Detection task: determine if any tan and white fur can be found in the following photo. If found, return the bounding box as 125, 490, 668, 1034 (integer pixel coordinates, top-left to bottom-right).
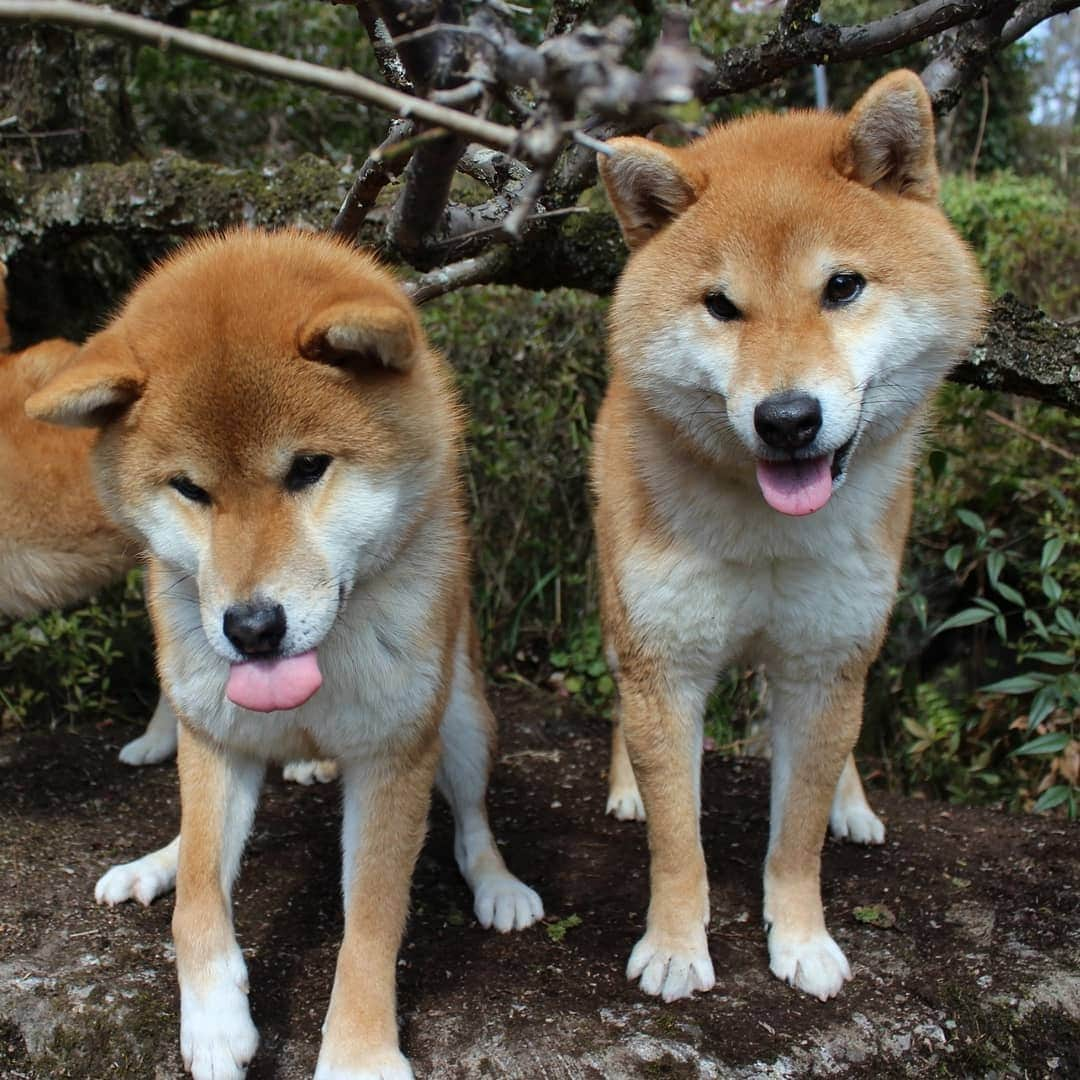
592, 72, 985, 1003
28, 229, 543, 1079
0, 264, 178, 766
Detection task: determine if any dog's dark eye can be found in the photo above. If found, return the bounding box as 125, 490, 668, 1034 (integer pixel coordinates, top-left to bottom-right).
823, 273, 865, 307
169, 476, 210, 505
285, 454, 333, 493
705, 292, 741, 322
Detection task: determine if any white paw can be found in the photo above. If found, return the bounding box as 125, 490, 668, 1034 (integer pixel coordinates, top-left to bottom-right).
606, 787, 646, 821
768, 926, 852, 1001
829, 803, 886, 845
118, 727, 178, 766
94, 840, 179, 906
627, 927, 715, 1002
473, 873, 544, 932
180, 954, 258, 1080
282, 759, 340, 785
314, 1047, 414, 1079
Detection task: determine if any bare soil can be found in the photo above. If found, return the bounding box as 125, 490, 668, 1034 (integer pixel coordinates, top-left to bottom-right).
1, 685, 1077, 1078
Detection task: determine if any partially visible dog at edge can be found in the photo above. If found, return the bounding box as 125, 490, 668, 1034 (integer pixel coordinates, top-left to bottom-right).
0, 264, 178, 767
27, 228, 544, 1080
592, 70, 986, 1003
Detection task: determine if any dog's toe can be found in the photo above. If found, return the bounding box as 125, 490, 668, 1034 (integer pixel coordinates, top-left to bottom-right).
118, 729, 177, 767
181, 975, 258, 1080
283, 759, 340, 786
768, 927, 851, 1001
829, 804, 886, 845
95, 841, 178, 907
605, 788, 646, 821
627, 927, 715, 1001
474, 874, 544, 932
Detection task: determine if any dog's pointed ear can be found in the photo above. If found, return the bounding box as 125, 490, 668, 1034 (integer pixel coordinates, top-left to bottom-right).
25, 331, 144, 428
598, 137, 702, 250
840, 70, 939, 202
298, 301, 419, 374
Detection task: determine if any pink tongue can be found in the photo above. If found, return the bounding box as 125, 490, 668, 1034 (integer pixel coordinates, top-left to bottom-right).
755, 455, 834, 516
226, 650, 323, 713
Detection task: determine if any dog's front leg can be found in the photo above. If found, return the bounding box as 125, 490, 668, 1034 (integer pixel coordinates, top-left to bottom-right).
173, 721, 264, 1080
315, 739, 440, 1080
619, 671, 715, 1002
763, 661, 868, 1001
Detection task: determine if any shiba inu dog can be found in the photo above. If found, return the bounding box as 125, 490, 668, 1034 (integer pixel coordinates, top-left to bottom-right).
592, 71, 985, 1003
0, 266, 177, 766
28, 229, 543, 1079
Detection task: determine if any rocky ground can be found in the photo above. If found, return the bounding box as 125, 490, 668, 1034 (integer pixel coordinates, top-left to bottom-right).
1, 685, 1077, 1079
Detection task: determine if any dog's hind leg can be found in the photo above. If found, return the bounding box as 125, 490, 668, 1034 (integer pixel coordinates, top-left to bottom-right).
606, 704, 647, 821
118, 693, 179, 766
828, 753, 885, 845
435, 625, 544, 933
96, 834, 180, 906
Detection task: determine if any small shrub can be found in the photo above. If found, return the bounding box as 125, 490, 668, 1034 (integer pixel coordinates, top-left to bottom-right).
941, 172, 1079, 319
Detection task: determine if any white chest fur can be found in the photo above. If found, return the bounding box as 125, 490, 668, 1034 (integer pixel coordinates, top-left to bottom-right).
618, 437, 910, 684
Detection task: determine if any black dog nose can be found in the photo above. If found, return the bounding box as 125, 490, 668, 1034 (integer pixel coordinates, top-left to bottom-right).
754, 392, 823, 451
223, 602, 286, 656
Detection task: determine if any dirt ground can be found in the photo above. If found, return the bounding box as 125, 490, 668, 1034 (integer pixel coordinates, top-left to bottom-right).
1, 685, 1077, 1079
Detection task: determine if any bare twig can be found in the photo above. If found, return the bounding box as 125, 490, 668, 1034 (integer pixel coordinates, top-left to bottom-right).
984, 409, 1076, 462
0, 0, 521, 151
968, 74, 991, 177
405, 248, 510, 303
331, 118, 415, 239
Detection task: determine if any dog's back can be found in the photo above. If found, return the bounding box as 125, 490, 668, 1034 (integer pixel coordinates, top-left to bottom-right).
0, 279, 134, 617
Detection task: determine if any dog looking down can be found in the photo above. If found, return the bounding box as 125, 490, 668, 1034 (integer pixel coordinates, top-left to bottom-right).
28, 229, 543, 1079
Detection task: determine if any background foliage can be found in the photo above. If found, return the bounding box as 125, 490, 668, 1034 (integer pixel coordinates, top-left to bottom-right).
2, 2, 1076, 819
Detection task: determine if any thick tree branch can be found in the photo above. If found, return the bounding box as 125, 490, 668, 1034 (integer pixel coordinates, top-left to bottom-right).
4, 159, 1075, 413
952, 296, 1080, 411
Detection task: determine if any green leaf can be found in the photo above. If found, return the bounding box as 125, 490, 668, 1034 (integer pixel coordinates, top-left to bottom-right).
1025, 609, 1051, 641
1027, 686, 1060, 730
1040, 537, 1065, 572
1054, 608, 1080, 636
944, 545, 964, 572
987, 551, 1005, 589
1013, 732, 1070, 757
853, 904, 896, 929
981, 673, 1050, 694
910, 593, 928, 631
586, 658, 607, 678
549, 651, 569, 668
973, 597, 1001, 613
1026, 651, 1074, 666
595, 675, 615, 697
902, 716, 929, 739
956, 508, 986, 533
934, 608, 994, 635
564, 675, 584, 694
1043, 575, 1063, 604
994, 614, 1007, 643
545, 913, 583, 943
1033, 785, 1072, 812
994, 581, 1026, 608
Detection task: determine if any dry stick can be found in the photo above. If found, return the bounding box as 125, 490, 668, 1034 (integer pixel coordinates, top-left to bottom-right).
0, 0, 521, 152
405, 248, 510, 304
331, 117, 415, 238
968, 74, 991, 178
984, 409, 1076, 462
